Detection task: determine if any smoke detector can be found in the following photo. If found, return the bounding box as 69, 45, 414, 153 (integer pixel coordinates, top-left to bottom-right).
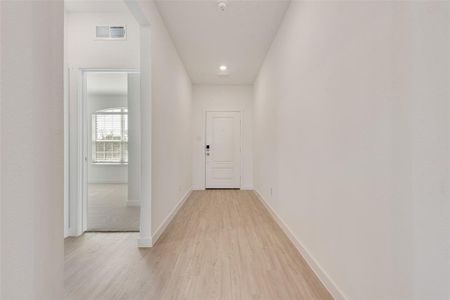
217, 0, 227, 11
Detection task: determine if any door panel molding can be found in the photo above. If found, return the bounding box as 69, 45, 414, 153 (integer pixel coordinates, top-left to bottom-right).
205, 111, 242, 189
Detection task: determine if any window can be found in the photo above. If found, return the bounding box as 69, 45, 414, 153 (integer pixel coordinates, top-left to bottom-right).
92, 107, 128, 164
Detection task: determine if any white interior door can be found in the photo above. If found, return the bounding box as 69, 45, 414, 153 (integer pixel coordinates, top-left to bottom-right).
205, 111, 241, 188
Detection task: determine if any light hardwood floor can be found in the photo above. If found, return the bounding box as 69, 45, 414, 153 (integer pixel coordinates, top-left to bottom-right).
64, 190, 332, 300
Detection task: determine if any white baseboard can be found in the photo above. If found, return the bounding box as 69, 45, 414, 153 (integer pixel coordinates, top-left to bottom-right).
151, 189, 192, 245
126, 199, 140, 207
137, 236, 153, 248
254, 190, 347, 300
66, 227, 83, 238
191, 185, 253, 190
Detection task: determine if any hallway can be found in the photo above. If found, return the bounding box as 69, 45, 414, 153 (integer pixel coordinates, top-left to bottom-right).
2, 1, 448, 299
64, 190, 332, 299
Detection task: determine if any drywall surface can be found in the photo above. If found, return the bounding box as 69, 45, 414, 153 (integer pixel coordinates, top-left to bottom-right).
65, 11, 139, 234
66, 11, 139, 70
254, 1, 449, 299
1, 1, 64, 299
408, 3, 450, 299
135, 1, 193, 237
192, 85, 253, 190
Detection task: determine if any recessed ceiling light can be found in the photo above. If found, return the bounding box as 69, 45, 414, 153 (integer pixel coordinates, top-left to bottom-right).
219, 65, 227, 71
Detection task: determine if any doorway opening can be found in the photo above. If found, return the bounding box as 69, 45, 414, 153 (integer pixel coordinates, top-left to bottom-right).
64, 1, 152, 244
83, 71, 140, 231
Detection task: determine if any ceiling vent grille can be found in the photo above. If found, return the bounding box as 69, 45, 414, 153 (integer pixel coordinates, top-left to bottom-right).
96, 25, 126, 40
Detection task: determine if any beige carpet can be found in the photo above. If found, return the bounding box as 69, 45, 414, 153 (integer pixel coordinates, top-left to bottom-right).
87, 183, 139, 231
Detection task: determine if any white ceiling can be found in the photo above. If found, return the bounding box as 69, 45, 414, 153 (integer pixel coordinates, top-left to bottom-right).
64, 0, 128, 13
155, 0, 290, 85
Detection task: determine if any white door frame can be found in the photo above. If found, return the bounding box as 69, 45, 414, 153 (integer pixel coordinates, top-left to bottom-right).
204, 110, 243, 189
67, 59, 152, 245
79, 69, 138, 233
64, 2, 153, 246
136, 25, 152, 247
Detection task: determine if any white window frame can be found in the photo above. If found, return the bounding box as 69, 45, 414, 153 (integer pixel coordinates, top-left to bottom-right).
91, 107, 128, 165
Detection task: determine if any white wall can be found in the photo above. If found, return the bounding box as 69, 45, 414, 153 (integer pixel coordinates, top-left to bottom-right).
192, 85, 253, 190
1, 1, 64, 299
134, 1, 193, 241
66, 11, 139, 69
408, 3, 450, 298
254, 1, 449, 299
65, 10, 139, 235
66, 2, 193, 243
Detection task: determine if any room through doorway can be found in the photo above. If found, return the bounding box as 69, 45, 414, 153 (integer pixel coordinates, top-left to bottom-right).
84, 71, 140, 231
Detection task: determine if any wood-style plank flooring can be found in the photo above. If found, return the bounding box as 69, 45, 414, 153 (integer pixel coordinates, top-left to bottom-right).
64, 190, 332, 300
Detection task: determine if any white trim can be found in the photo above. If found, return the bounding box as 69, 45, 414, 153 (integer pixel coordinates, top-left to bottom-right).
81, 70, 88, 233
241, 185, 254, 190
67, 227, 83, 238
78, 68, 138, 73
253, 190, 347, 300
74, 69, 139, 237
136, 25, 152, 247
151, 189, 192, 245
137, 237, 152, 248
64, 67, 70, 238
